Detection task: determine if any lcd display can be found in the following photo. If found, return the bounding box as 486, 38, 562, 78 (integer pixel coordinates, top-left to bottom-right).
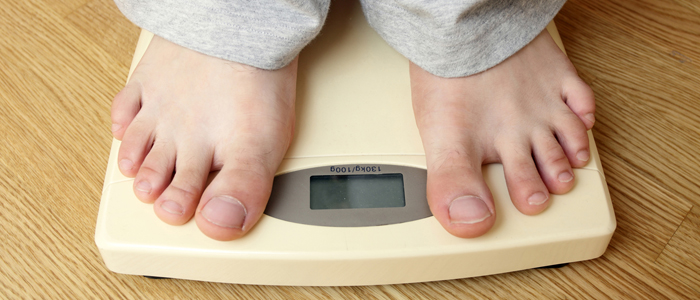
310, 173, 405, 209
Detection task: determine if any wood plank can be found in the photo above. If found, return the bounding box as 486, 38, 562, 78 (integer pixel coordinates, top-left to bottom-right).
510, 148, 696, 299
0, 58, 118, 299
674, 0, 700, 16
656, 206, 700, 293
595, 153, 696, 298
596, 147, 691, 261
569, 0, 700, 68
0, 0, 138, 298
34, 0, 89, 17
0, 0, 127, 126
66, 0, 141, 68
556, 3, 700, 208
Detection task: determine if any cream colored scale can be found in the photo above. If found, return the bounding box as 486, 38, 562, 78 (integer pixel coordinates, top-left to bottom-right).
96, 3, 615, 286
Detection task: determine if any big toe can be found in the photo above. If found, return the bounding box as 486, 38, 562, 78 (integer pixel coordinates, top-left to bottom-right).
426, 152, 496, 238
195, 161, 276, 241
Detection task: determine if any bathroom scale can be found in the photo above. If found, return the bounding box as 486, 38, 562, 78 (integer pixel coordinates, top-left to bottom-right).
96, 3, 615, 286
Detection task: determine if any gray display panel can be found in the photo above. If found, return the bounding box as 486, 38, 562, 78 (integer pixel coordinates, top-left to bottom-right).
310, 173, 405, 210
265, 164, 431, 227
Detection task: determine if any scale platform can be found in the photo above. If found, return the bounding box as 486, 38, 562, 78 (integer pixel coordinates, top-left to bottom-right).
96, 3, 615, 286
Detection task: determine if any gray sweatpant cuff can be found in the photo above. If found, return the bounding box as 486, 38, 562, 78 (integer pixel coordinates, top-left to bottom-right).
361, 0, 567, 78
114, 0, 329, 70
115, 0, 565, 77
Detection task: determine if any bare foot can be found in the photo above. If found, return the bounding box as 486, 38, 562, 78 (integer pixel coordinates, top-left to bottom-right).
411, 30, 595, 238
111, 36, 297, 241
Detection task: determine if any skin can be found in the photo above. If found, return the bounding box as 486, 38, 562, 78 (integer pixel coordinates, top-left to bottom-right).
111, 29, 594, 240
112, 36, 297, 240
411, 30, 595, 237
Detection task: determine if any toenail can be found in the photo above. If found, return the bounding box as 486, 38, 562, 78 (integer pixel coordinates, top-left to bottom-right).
558, 171, 573, 183
160, 200, 184, 216
119, 159, 134, 171
111, 123, 122, 133
135, 180, 151, 194
576, 150, 590, 162
201, 196, 247, 229
449, 196, 492, 224
585, 113, 595, 125
527, 192, 549, 205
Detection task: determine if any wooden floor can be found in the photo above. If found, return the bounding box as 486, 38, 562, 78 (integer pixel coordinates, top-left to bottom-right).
1, 0, 699, 298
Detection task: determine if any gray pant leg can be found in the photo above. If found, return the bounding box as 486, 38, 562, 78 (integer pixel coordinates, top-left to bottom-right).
360, 0, 567, 78
115, 0, 330, 70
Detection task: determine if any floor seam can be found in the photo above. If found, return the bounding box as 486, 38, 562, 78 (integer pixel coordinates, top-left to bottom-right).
653, 205, 693, 264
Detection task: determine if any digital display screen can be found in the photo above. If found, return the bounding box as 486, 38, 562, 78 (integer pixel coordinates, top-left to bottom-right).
310, 173, 405, 210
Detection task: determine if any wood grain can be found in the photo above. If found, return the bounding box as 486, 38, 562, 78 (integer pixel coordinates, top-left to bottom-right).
675, 0, 700, 17
657, 206, 700, 293
1, 0, 699, 298
66, 0, 140, 68
557, 1, 700, 208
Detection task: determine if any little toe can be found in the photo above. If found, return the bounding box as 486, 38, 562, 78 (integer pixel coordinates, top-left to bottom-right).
532, 130, 574, 194
133, 140, 176, 203
554, 112, 591, 168
562, 78, 596, 130
153, 146, 213, 225
425, 150, 496, 238
499, 140, 550, 215
111, 82, 142, 140
195, 163, 276, 241
117, 116, 155, 177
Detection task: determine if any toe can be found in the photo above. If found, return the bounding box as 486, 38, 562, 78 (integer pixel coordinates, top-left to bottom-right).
133, 140, 176, 203
553, 112, 591, 168
562, 78, 596, 130
531, 130, 574, 194
195, 162, 275, 241
153, 145, 213, 225
498, 138, 550, 215
425, 147, 496, 238
117, 116, 154, 177
111, 82, 142, 140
